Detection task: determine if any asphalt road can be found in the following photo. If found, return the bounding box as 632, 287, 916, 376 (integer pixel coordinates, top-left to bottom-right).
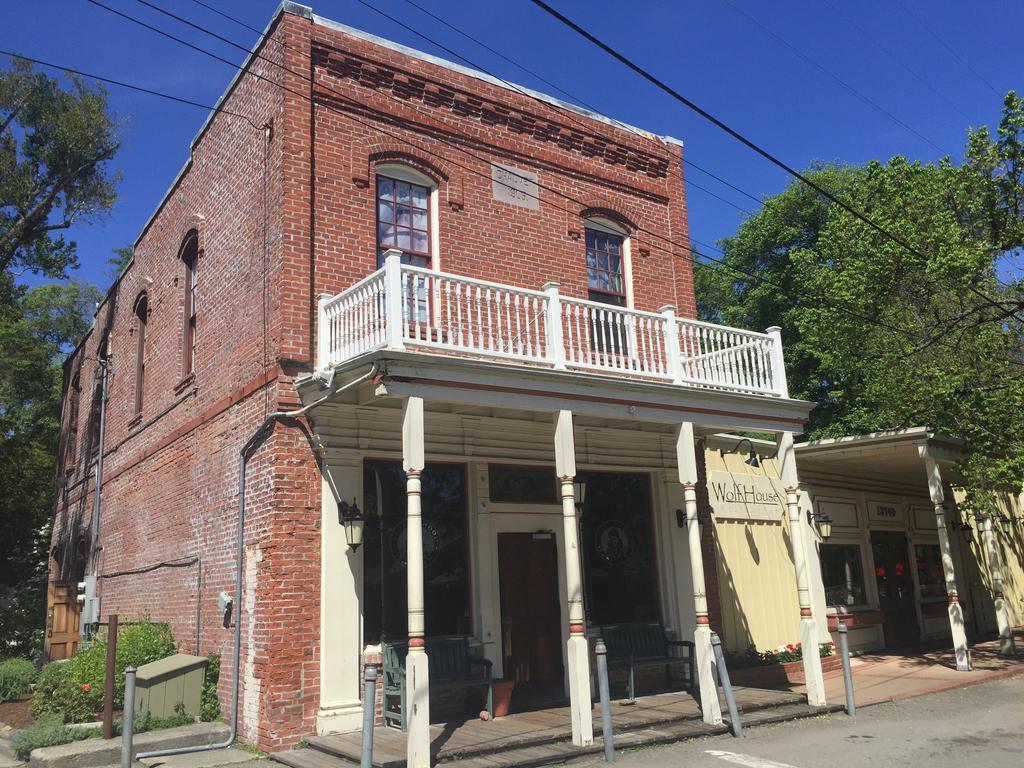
598, 675, 1024, 768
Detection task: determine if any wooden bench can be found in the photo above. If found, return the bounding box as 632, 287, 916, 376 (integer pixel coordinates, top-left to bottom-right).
382, 638, 493, 729
600, 622, 695, 701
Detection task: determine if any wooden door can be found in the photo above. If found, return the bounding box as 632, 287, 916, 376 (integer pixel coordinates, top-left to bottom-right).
871, 532, 920, 648
498, 533, 564, 707
45, 582, 80, 661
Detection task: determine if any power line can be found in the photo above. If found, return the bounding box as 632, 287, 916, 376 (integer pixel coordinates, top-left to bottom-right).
79, 0, 1023, 368
392, 0, 763, 207
0, 49, 259, 128
718, 0, 949, 155
183, 0, 761, 213
524, 0, 1023, 323
892, 0, 1002, 98
819, 0, 974, 125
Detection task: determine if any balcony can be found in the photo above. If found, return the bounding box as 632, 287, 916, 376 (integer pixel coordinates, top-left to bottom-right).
317, 251, 788, 400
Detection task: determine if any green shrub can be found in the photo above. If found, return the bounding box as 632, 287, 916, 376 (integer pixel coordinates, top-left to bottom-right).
12, 715, 95, 760
0, 657, 38, 702
30, 619, 176, 723
12, 709, 194, 760
200, 654, 221, 722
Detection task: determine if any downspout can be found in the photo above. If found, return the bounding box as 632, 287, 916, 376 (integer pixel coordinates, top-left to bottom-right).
83, 351, 111, 639
137, 364, 376, 759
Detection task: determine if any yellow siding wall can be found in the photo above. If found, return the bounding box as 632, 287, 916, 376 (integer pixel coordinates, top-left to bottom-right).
957, 489, 1024, 629
704, 449, 801, 654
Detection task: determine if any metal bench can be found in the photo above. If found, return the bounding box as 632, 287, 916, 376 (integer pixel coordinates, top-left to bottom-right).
600, 622, 695, 701
382, 637, 493, 729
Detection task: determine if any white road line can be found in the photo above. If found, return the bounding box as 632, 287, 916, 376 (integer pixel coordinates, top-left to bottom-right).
705, 750, 803, 768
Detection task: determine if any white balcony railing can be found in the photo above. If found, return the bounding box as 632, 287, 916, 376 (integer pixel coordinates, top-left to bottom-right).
318, 250, 789, 398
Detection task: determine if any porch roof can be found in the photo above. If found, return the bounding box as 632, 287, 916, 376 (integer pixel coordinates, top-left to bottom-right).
295, 350, 815, 435
795, 427, 967, 485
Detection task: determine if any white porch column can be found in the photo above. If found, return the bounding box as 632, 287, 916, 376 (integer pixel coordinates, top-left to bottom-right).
317, 465, 364, 734
777, 432, 826, 706
403, 397, 430, 768
920, 448, 970, 671
981, 515, 1016, 656
554, 410, 593, 747
674, 422, 722, 726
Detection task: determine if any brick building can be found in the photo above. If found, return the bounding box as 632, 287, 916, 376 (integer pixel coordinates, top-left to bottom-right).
48, 2, 822, 758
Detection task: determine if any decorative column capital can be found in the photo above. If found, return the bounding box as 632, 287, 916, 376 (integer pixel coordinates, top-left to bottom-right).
682, 481, 697, 491
784, 486, 800, 496
569, 623, 585, 636
408, 636, 425, 648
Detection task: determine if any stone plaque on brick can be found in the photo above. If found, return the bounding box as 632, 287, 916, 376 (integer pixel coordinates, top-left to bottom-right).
491, 162, 539, 209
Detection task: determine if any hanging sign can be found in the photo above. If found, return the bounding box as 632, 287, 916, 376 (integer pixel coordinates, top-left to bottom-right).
707, 471, 785, 522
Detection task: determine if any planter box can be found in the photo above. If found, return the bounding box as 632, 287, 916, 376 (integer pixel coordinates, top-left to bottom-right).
729, 655, 844, 688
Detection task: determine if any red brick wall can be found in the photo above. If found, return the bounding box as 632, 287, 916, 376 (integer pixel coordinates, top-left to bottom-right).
48, 5, 698, 752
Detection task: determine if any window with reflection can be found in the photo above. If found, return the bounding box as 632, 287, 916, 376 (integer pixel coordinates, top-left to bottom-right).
579, 471, 659, 625
820, 543, 867, 606
585, 222, 629, 355
362, 460, 469, 645
914, 543, 946, 599
376, 175, 431, 267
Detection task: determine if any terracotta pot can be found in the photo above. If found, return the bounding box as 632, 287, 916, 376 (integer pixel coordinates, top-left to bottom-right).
491, 679, 515, 718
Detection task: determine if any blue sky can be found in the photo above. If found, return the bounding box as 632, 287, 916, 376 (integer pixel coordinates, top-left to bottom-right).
4, 0, 1022, 291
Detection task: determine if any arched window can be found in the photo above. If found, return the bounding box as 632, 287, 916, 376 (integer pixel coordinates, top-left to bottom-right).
179, 230, 199, 377
584, 217, 631, 307
66, 373, 81, 467
133, 293, 148, 417
375, 163, 438, 269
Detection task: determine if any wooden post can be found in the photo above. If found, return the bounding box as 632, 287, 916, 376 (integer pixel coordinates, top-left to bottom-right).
103, 614, 118, 739
403, 397, 430, 768
777, 431, 827, 706
554, 410, 593, 746
765, 326, 789, 397
981, 515, 1017, 656
660, 306, 682, 383
921, 449, 971, 670
543, 283, 566, 370
385, 249, 406, 351
675, 423, 722, 726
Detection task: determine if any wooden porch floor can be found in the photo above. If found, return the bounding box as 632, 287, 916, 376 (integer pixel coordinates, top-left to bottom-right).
274, 687, 826, 768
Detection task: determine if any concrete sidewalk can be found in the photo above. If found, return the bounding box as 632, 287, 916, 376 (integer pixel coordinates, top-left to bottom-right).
798, 636, 1024, 707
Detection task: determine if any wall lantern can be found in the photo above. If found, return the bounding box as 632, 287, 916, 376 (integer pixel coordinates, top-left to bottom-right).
950, 516, 974, 544
573, 480, 587, 512
676, 508, 686, 528
338, 498, 365, 551
809, 511, 833, 541
719, 437, 763, 468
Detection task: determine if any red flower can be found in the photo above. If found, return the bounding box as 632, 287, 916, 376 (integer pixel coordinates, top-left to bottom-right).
80, 683, 91, 692
786, 644, 796, 651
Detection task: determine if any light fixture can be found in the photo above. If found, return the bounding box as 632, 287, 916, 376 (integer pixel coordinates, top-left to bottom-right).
675, 508, 686, 529
949, 515, 974, 544
809, 510, 833, 541
338, 498, 365, 551
719, 437, 762, 468
573, 480, 587, 510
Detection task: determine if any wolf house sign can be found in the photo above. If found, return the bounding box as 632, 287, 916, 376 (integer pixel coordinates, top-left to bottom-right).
707, 471, 785, 522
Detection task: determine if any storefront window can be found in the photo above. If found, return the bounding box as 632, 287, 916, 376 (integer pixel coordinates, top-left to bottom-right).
819, 543, 867, 606
362, 460, 469, 644
914, 543, 947, 600
580, 471, 659, 625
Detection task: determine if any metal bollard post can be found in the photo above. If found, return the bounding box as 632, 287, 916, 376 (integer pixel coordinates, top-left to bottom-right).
361, 664, 377, 768
121, 667, 136, 768
595, 639, 615, 762
837, 621, 855, 716
710, 633, 742, 737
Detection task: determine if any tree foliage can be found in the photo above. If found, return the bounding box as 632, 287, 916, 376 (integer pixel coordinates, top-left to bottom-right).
696, 92, 1024, 505
0, 281, 100, 657
1, 57, 119, 281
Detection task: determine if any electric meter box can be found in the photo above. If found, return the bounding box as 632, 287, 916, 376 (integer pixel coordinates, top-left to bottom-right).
134, 653, 208, 719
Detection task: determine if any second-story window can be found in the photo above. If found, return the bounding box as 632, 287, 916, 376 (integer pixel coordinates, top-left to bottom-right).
66, 373, 81, 468
585, 224, 626, 307
132, 293, 148, 417
180, 231, 199, 378
376, 173, 431, 268
585, 219, 630, 355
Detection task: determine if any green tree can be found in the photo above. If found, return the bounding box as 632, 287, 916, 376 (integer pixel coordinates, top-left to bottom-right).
1, 57, 119, 282
0, 281, 100, 657
696, 92, 1024, 505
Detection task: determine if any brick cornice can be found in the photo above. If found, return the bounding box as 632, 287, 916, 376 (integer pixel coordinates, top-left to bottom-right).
312, 45, 674, 181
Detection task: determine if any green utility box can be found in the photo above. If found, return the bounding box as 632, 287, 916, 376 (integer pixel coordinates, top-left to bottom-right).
134, 654, 208, 719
